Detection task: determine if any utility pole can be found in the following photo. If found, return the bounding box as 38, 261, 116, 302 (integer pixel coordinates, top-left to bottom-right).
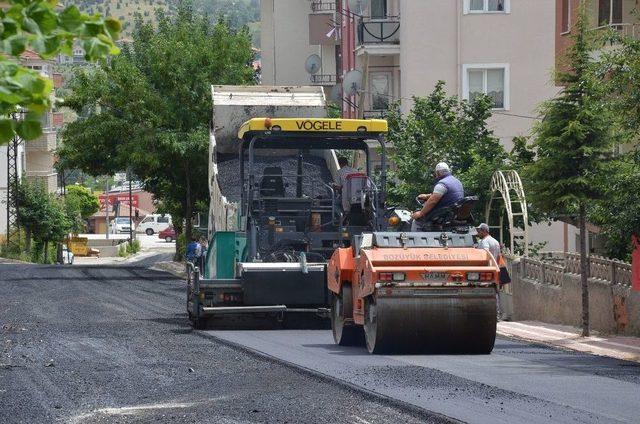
128, 168, 133, 242
105, 178, 110, 240
6, 112, 23, 252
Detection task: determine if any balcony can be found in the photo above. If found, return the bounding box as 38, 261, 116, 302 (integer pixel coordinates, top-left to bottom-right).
25, 129, 57, 152
594, 22, 640, 40
310, 0, 335, 12
309, 74, 337, 86
363, 110, 388, 119
356, 16, 400, 56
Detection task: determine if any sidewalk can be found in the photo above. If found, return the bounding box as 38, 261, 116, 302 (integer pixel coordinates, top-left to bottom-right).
497, 320, 640, 363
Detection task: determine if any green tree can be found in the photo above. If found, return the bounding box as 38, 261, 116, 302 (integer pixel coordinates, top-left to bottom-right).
386, 81, 508, 216
589, 153, 640, 261
0, 0, 121, 144
64, 184, 100, 233
16, 180, 71, 263
523, 8, 613, 336
588, 20, 640, 259
58, 3, 255, 242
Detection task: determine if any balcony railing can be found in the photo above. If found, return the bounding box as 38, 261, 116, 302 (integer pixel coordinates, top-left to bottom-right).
310, 74, 337, 85
594, 23, 640, 40
357, 16, 400, 45
362, 110, 388, 119
310, 1, 336, 12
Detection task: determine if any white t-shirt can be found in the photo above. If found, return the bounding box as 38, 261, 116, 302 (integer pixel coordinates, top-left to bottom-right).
337, 166, 359, 187
478, 235, 501, 262
433, 182, 448, 195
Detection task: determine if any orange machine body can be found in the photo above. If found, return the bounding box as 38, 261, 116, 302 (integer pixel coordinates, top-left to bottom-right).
328, 246, 499, 326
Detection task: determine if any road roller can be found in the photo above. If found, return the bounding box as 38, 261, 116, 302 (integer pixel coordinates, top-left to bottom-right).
327, 197, 499, 354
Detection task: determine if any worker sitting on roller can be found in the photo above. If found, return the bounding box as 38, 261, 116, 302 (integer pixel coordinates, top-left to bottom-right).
411, 162, 464, 226
334, 156, 360, 212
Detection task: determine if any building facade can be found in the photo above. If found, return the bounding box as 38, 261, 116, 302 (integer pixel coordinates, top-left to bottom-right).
1, 51, 63, 241
260, 0, 339, 92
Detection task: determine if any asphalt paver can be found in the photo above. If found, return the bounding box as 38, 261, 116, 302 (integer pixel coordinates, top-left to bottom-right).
0, 262, 445, 424
204, 329, 640, 424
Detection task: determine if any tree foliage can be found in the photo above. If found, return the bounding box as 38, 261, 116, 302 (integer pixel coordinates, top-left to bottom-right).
386, 81, 508, 216
524, 10, 612, 219
523, 8, 614, 336
64, 184, 100, 233
17, 180, 71, 261
0, 0, 121, 144
58, 3, 255, 240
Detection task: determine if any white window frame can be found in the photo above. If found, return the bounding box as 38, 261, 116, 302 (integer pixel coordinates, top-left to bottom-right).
561, 0, 571, 34
463, 0, 511, 15
462, 63, 510, 110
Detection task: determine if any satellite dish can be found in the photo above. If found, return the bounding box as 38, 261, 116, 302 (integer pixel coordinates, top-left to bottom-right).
347, 0, 366, 15
305, 54, 322, 75
330, 84, 343, 103
342, 70, 363, 97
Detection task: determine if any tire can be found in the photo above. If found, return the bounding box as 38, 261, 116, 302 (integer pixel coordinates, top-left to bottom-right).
331, 285, 364, 346
145, 228, 154, 236
165, 236, 173, 243
363, 295, 387, 354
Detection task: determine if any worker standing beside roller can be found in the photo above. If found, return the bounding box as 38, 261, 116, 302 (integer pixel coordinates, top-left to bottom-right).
476, 223, 501, 261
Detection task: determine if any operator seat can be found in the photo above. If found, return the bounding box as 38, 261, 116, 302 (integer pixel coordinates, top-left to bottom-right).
260, 166, 285, 197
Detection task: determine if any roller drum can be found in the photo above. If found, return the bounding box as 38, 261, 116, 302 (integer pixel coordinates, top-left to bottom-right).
364, 288, 497, 354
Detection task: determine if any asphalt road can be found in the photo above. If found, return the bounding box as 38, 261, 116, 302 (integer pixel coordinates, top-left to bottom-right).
0, 259, 445, 424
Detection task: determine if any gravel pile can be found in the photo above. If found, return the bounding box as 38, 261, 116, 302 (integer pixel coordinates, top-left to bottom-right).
216, 153, 334, 202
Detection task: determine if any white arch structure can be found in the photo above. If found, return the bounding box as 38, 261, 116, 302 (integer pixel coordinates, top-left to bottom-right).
485, 170, 529, 256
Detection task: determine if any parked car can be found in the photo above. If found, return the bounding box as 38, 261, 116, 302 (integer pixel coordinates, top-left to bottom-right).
159, 226, 176, 243
137, 214, 172, 235
111, 217, 134, 234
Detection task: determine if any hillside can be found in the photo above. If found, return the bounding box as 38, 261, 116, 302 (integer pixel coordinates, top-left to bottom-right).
70, 0, 260, 42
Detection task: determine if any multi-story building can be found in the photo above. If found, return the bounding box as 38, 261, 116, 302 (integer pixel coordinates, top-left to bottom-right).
21, 50, 64, 194
260, 0, 340, 93
341, 0, 558, 150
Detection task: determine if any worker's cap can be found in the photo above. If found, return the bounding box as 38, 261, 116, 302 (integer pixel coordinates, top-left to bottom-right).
435, 162, 450, 173
476, 223, 490, 232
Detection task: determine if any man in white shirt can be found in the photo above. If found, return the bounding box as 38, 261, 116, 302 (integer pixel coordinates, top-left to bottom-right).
335, 156, 360, 211
476, 223, 501, 262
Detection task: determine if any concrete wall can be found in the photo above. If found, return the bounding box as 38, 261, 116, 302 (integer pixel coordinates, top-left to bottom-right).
511, 259, 640, 336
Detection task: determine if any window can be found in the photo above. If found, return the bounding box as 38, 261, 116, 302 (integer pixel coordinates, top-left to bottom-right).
465, 0, 509, 14
463, 64, 510, 109
370, 0, 388, 19
157, 216, 170, 223
561, 0, 570, 33
370, 71, 392, 111
598, 0, 622, 26
141, 216, 154, 223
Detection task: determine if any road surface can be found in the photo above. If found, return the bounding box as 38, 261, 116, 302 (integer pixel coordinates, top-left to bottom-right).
205, 329, 640, 423
2, 258, 639, 423
0, 259, 440, 424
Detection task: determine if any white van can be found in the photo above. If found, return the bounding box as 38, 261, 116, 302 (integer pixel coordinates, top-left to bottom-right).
137, 214, 172, 235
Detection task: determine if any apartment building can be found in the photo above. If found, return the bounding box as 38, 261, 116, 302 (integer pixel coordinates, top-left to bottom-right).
261, 0, 339, 90
21, 50, 64, 194
1, 51, 63, 241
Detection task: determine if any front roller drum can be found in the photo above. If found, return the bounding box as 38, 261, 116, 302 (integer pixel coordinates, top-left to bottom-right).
363, 289, 497, 354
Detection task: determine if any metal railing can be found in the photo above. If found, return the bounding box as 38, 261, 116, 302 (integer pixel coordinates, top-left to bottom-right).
311, 0, 336, 12
310, 74, 337, 85
357, 16, 401, 45
362, 110, 387, 119
593, 23, 640, 40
